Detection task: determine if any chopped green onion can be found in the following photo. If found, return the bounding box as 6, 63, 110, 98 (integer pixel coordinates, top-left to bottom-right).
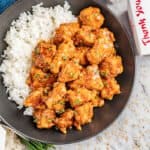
48, 47, 52, 51
103, 81, 108, 86
74, 99, 81, 105
62, 56, 67, 60
33, 118, 37, 123
59, 101, 65, 105
19, 137, 55, 150
34, 73, 40, 79
35, 47, 40, 55
48, 119, 52, 123
69, 72, 75, 78
45, 74, 50, 79
99, 83, 103, 88
100, 71, 108, 77
56, 109, 65, 114
43, 88, 49, 95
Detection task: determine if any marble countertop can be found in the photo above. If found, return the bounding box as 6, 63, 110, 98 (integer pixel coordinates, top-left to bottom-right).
2, 0, 150, 149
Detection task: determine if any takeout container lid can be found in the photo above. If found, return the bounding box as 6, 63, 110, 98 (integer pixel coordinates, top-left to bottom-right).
128, 0, 150, 55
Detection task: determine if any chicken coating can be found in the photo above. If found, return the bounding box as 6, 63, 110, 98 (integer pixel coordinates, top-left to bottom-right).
99, 56, 123, 78
101, 78, 120, 100
79, 7, 104, 29
24, 87, 51, 109
74, 46, 89, 65
32, 40, 56, 71
74, 26, 96, 46
58, 59, 82, 82
95, 28, 115, 42
67, 88, 97, 108
45, 82, 67, 109
92, 94, 105, 107
87, 38, 116, 64
74, 102, 93, 130
26, 66, 56, 90
55, 109, 74, 134
24, 88, 44, 108
50, 40, 76, 74
53, 22, 80, 45
70, 65, 104, 91
53, 100, 65, 114
33, 109, 56, 128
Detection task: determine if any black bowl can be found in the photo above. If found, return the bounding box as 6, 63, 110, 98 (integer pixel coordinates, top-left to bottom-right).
0, 0, 135, 144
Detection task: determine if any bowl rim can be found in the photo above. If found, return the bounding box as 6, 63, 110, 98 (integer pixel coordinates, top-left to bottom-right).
0, 0, 135, 145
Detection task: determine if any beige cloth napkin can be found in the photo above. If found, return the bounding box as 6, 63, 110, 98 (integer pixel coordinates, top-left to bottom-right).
0, 125, 6, 150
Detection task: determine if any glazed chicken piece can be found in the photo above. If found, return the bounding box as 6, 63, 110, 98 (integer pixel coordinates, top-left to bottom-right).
67, 88, 97, 108
55, 109, 74, 134
26, 66, 56, 90
33, 109, 56, 128
74, 26, 96, 46
91, 94, 105, 107
50, 40, 76, 74
74, 102, 93, 130
74, 46, 89, 65
24, 88, 44, 108
32, 40, 56, 71
53, 22, 80, 45
95, 28, 115, 42
24, 87, 51, 109
99, 56, 123, 78
70, 65, 104, 91
45, 82, 67, 109
87, 38, 116, 64
53, 100, 65, 114
101, 78, 120, 100
58, 59, 82, 82
79, 7, 104, 29
67, 88, 104, 108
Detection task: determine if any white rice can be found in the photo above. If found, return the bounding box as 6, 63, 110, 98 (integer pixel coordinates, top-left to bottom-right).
0, 2, 76, 115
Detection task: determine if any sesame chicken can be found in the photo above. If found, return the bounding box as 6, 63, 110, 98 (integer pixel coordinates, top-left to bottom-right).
45, 82, 66, 109
67, 87, 97, 108
99, 56, 123, 78
70, 65, 104, 91
79, 7, 104, 29
24, 6, 123, 134
55, 109, 74, 134
32, 40, 56, 71
95, 28, 115, 42
33, 109, 56, 128
74, 46, 89, 65
101, 78, 120, 100
58, 59, 82, 82
26, 66, 56, 90
50, 39, 75, 74
87, 38, 116, 64
74, 102, 94, 130
74, 26, 96, 46
53, 22, 80, 45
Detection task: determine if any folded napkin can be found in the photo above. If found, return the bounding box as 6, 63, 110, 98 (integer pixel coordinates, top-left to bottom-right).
0, 125, 6, 150
0, 0, 16, 13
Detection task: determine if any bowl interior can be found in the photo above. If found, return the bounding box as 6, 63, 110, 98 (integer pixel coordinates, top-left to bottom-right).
0, 0, 135, 144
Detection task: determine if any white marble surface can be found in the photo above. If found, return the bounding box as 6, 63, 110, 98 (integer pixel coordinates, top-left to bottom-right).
2, 0, 150, 149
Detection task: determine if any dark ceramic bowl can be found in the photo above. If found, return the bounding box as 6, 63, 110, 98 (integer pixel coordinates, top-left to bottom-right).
0, 0, 135, 144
